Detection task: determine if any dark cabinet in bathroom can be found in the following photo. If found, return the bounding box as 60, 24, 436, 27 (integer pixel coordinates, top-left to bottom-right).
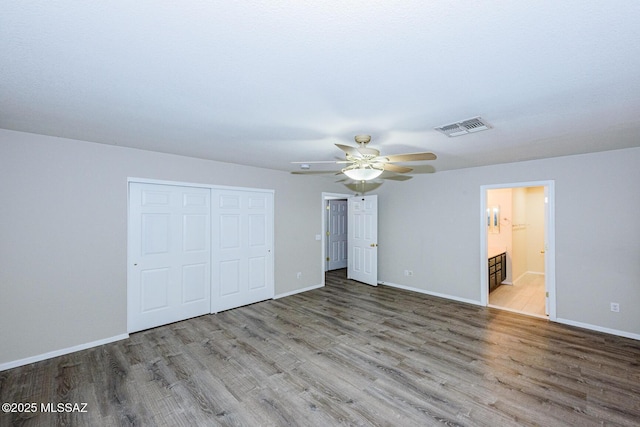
489, 252, 506, 292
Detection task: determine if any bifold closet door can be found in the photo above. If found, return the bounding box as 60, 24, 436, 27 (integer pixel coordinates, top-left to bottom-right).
128, 183, 211, 332
211, 189, 274, 313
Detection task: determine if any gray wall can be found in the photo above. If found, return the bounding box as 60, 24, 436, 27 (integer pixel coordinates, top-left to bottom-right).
0, 129, 343, 365
2, 128, 639, 367
376, 147, 640, 336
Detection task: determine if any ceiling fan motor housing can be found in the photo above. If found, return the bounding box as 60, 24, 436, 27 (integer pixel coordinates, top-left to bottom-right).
354, 134, 371, 144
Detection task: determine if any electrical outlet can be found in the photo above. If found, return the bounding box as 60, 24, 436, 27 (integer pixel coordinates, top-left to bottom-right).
404, 270, 413, 277
296, 272, 302, 279
610, 302, 620, 313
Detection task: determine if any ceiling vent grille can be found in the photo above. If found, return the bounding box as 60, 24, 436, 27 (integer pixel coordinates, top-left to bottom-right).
435, 116, 491, 137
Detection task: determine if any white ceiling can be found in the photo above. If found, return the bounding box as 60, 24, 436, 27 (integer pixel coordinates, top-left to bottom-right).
2, 1, 640, 175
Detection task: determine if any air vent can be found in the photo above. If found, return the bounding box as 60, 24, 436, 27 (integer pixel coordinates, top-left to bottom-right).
435, 116, 491, 137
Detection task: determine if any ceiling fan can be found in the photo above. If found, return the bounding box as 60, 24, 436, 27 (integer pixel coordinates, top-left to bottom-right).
292, 135, 437, 181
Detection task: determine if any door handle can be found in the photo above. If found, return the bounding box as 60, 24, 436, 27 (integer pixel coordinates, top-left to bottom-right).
370, 243, 378, 247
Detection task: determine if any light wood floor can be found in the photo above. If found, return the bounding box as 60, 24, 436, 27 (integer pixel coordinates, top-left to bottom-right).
489, 273, 546, 317
2, 269, 639, 426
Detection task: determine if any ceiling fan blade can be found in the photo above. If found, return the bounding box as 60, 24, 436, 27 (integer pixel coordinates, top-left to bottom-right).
383, 174, 413, 181
383, 152, 437, 162
335, 144, 360, 156
357, 146, 380, 157
291, 160, 350, 164
382, 163, 413, 173
291, 170, 340, 175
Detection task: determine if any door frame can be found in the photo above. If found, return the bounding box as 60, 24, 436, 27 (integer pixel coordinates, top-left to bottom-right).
479, 180, 556, 321
321, 192, 352, 284
325, 199, 348, 271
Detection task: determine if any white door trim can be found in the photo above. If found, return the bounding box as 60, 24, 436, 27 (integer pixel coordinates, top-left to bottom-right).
480, 180, 556, 321
128, 177, 273, 194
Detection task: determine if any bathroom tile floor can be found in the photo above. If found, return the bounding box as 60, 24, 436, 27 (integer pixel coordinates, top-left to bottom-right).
489, 273, 546, 317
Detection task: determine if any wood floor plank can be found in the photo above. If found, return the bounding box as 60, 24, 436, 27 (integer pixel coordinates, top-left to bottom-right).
1, 269, 639, 426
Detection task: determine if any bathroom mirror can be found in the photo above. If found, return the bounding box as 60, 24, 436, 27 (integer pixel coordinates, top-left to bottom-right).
487, 205, 500, 234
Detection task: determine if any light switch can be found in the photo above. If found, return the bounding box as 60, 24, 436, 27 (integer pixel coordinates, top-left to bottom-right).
315, 234, 321, 240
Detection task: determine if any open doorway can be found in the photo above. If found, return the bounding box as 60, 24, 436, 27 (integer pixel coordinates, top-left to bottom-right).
480, 181, 556, 320
322, 193, 351, 279
321, 192, 379, 287
325, 198, 348, 271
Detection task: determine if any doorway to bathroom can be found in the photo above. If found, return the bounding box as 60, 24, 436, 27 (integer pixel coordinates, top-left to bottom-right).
480, 181, 556, 320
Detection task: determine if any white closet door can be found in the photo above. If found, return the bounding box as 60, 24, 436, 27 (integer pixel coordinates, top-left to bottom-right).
128, 183, 211, 332
212, 189, 274, 313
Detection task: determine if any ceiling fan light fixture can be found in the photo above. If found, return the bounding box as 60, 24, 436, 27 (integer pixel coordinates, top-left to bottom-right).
342, 165, 383, 181
292, 134, 435, 180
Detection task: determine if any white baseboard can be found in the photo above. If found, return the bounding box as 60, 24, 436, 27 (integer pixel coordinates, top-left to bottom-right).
511, 272, 525, 285
274, 283, 324, 299
378, 281, 483, 307
555, 318, 640, 341
0, 333, 129, 372
380, 281, 639, 341
4, 290, 636, 373
2, 283, 325, 371
512, 270, 544, 285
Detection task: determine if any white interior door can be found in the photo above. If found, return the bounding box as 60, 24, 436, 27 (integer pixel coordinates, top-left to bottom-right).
327, 199, 348, 271
128, 183, 211, 333
212, 189, 274, 312
348, 195, 378, 286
